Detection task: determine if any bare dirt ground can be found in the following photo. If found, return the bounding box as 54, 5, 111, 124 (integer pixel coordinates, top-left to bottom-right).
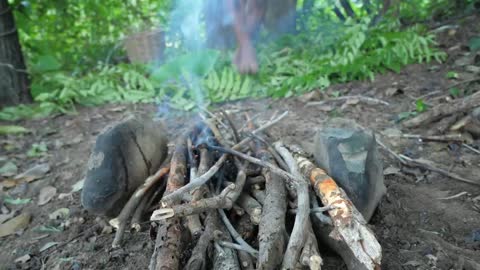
1, 15, 479, 270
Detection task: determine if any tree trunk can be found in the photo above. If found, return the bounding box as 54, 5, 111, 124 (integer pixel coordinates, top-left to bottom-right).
0, 0, 31, 108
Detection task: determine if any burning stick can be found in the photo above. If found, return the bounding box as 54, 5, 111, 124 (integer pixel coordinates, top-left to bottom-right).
185, 144, 207, 238
294, 150, 382, 270
160, 111, 289, 205
273, 142, 315, 270
150, 136, 189, 270
109, 165, 170, 248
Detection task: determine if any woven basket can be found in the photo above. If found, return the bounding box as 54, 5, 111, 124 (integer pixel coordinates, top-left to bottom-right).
124, 28, 165, 64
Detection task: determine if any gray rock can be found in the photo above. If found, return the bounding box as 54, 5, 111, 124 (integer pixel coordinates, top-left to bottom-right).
313, 118, 385, 221
81, 117, 168, 217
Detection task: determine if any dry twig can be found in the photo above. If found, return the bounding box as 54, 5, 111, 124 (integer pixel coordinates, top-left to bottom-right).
110, 165, 170, 248
404, 91, 480, 128
273, 142, 312, 270
306, 95, 390, 107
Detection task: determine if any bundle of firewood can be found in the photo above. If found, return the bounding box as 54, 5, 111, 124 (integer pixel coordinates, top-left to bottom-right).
108, 111, 382, 270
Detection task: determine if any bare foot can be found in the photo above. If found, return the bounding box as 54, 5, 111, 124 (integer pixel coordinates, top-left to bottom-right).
234, 42, 258, 74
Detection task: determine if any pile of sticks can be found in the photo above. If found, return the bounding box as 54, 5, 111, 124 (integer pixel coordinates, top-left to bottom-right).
109, 111, 382, 270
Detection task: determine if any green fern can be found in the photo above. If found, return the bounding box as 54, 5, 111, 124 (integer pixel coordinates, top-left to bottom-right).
204, 68, 257, 102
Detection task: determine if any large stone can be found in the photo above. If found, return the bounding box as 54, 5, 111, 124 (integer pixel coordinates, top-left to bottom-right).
313, 118, 385, 221
81, 117, 168, 217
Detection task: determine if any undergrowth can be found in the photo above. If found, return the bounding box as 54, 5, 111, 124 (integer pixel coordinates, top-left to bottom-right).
0, 20, 446, 121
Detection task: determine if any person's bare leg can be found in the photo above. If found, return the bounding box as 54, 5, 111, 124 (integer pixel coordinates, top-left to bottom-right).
227, 0, 265, 74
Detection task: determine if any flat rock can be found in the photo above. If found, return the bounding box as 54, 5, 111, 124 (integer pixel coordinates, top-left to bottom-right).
313, 118, 386, 221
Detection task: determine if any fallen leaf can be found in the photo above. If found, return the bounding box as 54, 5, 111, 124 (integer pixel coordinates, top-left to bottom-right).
0, 161, 18, 177
385, 87, 402, 97
15, 163, 50, 182
403, 260, 422, 266
381, 128, 402, 137
383, 166, 401, 176
34, 225, 62, 233
26, 142, 48, 158
30, 234, 49, 242
14, 254, 31, 264
38, 186, 57, 206
4, 197, 31, 205
71, 178, 84, 193
318, 105, 335, 112
0, 178, 20, 189
57, 193, 73, 200
107, 106, 126, 112
39, 241, 59, 252
0, 211, 16, 224
0, 213, 31, 238
49, 208, 70, 220
345, 98, 360, 105
0, 125, 30, 135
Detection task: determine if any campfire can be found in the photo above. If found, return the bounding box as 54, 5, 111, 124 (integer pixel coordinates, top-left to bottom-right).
103, 111, 382, 270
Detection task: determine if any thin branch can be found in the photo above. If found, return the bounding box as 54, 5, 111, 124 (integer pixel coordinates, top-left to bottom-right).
273, 142, 311, 270
463, 144, 480, 155
378, 138, 480, 186
218, 241, 258, 256
438, 191, 468, 200
447, 78, 480, 89
218, 209, 259, 257
399, 154, 480, 186
160, 111, 289, 205
305, 95, 390, 107
110, 165, 170, 247
221, 110, 240, 143
389, 133, 465, 143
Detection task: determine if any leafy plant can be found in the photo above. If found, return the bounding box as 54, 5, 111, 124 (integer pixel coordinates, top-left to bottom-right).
449, 87, 461, 98
1, 2, 449, 120
0, 125, 30, 135
4, 196, 31, 205
416, 99, 427, 112
27, 142, 48, 157
446, 71, 459, 79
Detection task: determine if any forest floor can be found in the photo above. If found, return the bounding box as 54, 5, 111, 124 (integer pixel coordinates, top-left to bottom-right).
1, 15, 479, 270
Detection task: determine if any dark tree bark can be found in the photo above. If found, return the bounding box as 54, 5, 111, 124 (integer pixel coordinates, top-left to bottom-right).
0, 0, 31, 108
333, 6, 347, 21
339, 0, 356, 18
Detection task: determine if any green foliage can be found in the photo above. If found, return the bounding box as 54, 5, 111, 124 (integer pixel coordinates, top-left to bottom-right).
4, 196, 31, 205
468, 37, 480, 52
416, 99, 427, 112
446, 71, 459, 79
13, 0, 172, 73
1, 0, 451, 120
27, 142, 48, 157
449, 87, 461, 98
0, 125, 30, 135
204, 68, 256, 102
